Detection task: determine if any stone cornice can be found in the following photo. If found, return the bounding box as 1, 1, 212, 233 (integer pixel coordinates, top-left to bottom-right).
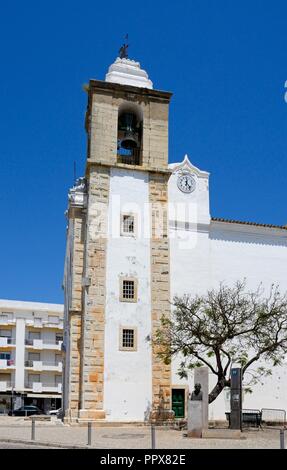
85, 159, 172, 176
88, 79, 172, 103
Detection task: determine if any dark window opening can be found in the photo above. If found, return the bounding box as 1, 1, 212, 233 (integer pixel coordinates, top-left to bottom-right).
117, 111, 142, 165
122, 329, 135, 349
122, 280, 135, 299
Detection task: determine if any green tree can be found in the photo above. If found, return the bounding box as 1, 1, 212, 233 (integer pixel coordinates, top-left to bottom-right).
155, 281, 287, 403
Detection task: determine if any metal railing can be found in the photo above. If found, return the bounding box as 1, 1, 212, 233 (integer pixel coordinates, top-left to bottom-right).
117, 148, 141, 166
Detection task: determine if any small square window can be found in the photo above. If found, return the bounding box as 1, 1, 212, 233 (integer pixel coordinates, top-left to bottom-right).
119, 327, 137, 351
123, 280, 134, 299
121, 213, 136, 236
120, 277, 138, 302
122, 329, 134, 348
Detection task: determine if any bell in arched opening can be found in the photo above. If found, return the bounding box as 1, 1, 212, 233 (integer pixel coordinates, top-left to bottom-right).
118, 112, 139, 150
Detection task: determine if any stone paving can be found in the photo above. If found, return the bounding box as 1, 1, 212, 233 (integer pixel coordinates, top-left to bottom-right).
0, 417, 284, 449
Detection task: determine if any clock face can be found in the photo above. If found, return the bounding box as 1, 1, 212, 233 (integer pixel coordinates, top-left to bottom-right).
177, 174, 196, 193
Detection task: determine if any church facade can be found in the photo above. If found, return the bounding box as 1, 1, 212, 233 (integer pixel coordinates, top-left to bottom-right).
62, 57, 287, 423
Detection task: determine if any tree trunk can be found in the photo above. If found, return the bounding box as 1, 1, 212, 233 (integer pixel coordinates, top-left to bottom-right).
208, 377, 230, 404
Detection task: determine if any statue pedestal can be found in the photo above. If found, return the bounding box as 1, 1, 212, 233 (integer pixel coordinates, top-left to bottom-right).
194, 367, 209, 429
187, 401, 203, 438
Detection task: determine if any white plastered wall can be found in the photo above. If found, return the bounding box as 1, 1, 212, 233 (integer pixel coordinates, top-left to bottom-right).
104, 168, 152, 421
169, 157, 287, 420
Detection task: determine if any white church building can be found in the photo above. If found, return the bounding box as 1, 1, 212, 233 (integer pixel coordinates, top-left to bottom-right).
62, 54, 287, 423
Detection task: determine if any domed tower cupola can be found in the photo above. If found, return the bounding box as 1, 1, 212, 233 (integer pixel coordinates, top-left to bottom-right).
105, 43, 153, 89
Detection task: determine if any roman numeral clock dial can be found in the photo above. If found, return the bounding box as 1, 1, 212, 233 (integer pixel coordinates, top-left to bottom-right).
177, 173, 196, 193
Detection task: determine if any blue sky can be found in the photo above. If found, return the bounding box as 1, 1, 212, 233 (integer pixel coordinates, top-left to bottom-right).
0, 1, 286, 303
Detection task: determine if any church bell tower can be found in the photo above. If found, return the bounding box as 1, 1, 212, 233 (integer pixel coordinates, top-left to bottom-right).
63, 49, 173, 423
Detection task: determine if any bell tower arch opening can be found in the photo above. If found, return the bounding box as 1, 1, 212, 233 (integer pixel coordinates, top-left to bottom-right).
117, 102, 143, 166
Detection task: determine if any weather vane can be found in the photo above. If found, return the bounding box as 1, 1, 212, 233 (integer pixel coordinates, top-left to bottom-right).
119, 34, 129, 59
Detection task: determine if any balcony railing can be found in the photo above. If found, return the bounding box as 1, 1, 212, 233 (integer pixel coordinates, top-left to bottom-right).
25, 360, 62, 368
0, 359, 15, 368
43, 322, 63, 329
0, 381, 13, 391
25, 382, 61, 388
24, 382, 62, 393
26, 320, 63, 329
43, 340, 62, 345
42, 361, 62, 368
0, 337, 15, 346
25, 339, 63, 349
0, 317, 15, 325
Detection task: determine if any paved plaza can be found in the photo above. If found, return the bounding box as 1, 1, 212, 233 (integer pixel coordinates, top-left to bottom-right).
0, 417, 285, 449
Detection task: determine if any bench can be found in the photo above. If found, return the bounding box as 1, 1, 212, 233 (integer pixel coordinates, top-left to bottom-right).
225, 409, 262, 428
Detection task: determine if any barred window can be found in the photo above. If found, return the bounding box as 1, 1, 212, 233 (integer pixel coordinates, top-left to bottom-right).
122, 329, 134, 348
120, 277, 138, 302
122, 280, 135, 299
122, 215, 134, 234
121, 213, 136, 236
120, 327, 137, 351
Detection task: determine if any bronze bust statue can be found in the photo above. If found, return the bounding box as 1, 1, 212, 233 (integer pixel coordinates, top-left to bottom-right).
190, 383, 203, 401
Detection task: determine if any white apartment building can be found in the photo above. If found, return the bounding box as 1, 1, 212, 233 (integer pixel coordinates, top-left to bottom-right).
0, 299, 64, 414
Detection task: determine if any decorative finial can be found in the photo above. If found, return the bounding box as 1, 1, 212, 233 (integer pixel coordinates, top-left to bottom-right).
119, 34, 129, 59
